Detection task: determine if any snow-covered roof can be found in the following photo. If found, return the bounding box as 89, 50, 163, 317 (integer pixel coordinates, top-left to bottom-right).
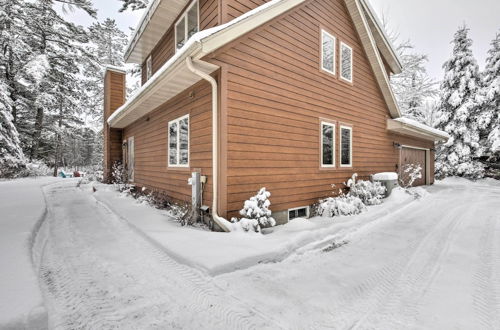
387, 117, 450, 142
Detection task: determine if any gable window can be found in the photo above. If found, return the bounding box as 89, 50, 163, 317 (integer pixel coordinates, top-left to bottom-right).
168, 115, 189, 167
175, 0, 199, 51
127, 136, 135, 181
146, 56, 152, 80
340, 125, 352, 167
321, 121, 335, 167
321, 30, 336, 75
340, 42, 353, 83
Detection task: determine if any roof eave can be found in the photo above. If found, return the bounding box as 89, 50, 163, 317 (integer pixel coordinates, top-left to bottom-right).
387, 119, 449, 142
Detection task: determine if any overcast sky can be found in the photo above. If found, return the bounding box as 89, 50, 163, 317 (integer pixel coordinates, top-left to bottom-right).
62, 0, 499, 81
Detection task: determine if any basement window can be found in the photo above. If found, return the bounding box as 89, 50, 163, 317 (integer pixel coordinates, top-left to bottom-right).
321, 29, 336, 75
288, 207, 309, 221
340, 125, 352, 167
340, 42, 353, 83
168, 114, 189, 167
175, 0, 199, 51
321, 121, 335, 167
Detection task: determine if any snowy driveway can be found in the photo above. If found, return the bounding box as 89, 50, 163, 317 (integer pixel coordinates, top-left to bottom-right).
30, 179, 500, 329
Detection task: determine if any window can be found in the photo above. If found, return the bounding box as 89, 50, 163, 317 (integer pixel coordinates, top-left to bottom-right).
340, 126, 352, 167
340, 42, 353, 82
146, 56, 152, 80
321, 122, 335, 167
288, 207, 309, 221
321, 30, 336, 75
175, 0, 199, 51
168, 115, 189, 167
127, 137, 135, 181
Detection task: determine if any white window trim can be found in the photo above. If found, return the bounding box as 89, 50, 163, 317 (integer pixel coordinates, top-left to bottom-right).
168, 114, 190, 168
340, 125, 353, 168
340, 42, 353, 83
174, 0, 200, 52
321, 121, 336, 168
288, 206, 310, 221
146, 56, 152, 80
320, 29, 336, 76
127, 136, 135, 182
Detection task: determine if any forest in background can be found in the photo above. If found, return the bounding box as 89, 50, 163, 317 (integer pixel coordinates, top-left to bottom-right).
0, 0, 498, 179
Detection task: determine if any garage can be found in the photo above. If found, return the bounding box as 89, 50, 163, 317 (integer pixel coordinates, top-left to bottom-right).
401, 147, 427, 186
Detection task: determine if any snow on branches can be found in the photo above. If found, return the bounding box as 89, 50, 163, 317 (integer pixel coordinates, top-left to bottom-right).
231, 188, 276, 233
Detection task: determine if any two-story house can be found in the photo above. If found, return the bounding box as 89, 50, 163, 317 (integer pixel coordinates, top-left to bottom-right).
103, 0, 448, 230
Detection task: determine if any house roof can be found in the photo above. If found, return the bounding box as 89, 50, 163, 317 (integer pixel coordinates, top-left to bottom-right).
387, 117, 450, 142
111, 0, 404, 128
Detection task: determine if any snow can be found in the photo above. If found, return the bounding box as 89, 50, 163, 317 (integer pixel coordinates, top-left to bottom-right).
394, 117, 450, 140
373, 172, 398, 180
0, 176, 60, 329
2, 177, 500, 328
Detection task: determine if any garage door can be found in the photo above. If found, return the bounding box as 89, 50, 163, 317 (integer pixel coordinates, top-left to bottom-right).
401, 147, 426, 186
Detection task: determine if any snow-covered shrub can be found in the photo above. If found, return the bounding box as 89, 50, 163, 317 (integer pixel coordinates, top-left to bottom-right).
316, 194, 366, 217
346, 173, 386, 206
399, 164, 423, 188
231, 188, 276, 233
111, 161, 133, 193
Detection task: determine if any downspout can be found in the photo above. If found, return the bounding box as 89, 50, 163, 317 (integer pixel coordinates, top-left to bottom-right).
186, 56, 231, 232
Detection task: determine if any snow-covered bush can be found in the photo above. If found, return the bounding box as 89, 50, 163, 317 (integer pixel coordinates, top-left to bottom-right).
231, 188, 276, 233
400, 164, 423, 188
346, 173, 386, 206
316, 194, 366, 217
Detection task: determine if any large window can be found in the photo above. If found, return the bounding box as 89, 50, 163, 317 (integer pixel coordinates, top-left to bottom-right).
168, 115, 189, 167
127, 136, 135, 181
321, 30, 336, 75
175, 0, 199, 51
340, 42, 353, 83
321, 122, 335, 167
340, 125, 352, 167
146, 56, 152, 80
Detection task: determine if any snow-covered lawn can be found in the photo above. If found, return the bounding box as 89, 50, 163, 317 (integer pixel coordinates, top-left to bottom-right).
0, 177, 60, 329
1, 177, 499, 329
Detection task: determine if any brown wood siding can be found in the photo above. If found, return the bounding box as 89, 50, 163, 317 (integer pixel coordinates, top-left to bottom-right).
122, 78, 215, 207
223, 0, 271, 22
210, 0, 434, 216
141, 0, 220, 85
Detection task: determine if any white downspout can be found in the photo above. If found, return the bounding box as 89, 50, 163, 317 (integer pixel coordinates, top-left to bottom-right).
186, 56, 231, 232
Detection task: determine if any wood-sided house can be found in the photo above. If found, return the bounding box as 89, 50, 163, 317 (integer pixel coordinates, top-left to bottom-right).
103, 0, 448, 229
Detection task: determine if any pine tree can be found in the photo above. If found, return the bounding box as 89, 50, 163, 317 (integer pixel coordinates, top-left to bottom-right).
119, 0, 149, 12
476, 32, 500, 157
0, 82, 25, 177
88, 19, 128, 67
436, 25, 484, 178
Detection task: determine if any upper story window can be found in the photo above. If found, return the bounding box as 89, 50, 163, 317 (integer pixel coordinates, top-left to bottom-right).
340, 42, 353, 83
340, 125, 352, 167
146, 56, 152, 80
321, 121, 335, 167
168, 114, 189, 167
321, 29, 336, 75
175, 0, 199, 51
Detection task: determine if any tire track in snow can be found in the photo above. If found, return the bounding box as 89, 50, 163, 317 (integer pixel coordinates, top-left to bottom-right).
36, 182, 282, 329
472, 215, 499, 329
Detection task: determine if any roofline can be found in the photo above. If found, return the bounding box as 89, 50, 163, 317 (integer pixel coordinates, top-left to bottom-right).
387, 119, 449, 142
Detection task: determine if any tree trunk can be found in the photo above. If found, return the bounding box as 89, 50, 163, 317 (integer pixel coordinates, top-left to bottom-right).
52, 98, 64, 176
30, 107, 44, 161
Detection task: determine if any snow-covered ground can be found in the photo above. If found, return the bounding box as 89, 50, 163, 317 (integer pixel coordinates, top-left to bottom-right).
1, 177, 499, 329
0, 176, 60, 329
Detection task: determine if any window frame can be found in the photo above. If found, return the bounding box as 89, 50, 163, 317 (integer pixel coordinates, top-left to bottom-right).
320, 121, 336, 168
340, 41, 353, 83
174, 0, 199, 52
339, 125, 353, 168
146, 56, 152, 80
320, 29, 336, 76
288, 206, 310, 221
127, 136, 135, 182
168, 114, 190, 168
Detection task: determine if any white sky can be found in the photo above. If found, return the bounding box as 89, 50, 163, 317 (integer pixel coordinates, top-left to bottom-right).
61, 0, 499, 81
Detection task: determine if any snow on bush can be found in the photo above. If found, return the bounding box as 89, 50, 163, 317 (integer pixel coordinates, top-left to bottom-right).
316, 194, 366, 217
346, 173, 386, 206
231, 188, 276, 233
400, 164, 423, 188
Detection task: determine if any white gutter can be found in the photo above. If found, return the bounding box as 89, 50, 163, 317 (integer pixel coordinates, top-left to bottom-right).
185, 57, 232, 232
